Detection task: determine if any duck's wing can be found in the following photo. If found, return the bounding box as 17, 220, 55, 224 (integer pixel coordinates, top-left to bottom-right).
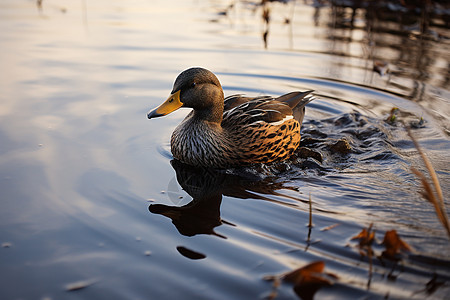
222, 91, 313, 127
222, 96, 290, 128
223, 95, 270, 112
221, 95, 301, 164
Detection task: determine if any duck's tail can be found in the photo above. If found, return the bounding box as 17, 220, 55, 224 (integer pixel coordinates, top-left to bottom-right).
276, 90, 314, 125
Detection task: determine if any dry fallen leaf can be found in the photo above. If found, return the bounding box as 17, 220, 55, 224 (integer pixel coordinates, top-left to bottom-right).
351, 224, 375, 262
284, 261, 336, 300
381, 230, 412, 260
351, 225, 375, 248
264, 261, 337, 300
283, 261, 325, 284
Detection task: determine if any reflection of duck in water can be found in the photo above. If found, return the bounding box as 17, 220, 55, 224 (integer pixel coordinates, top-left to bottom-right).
149, 160, 224, 237
147, 67, 313, 168
149, 160, 302, 238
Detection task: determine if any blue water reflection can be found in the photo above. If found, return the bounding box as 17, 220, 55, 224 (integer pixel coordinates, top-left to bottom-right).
0, 0, 449, 299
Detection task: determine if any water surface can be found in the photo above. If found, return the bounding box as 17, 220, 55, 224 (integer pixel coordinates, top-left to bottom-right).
1, 0, 449, 299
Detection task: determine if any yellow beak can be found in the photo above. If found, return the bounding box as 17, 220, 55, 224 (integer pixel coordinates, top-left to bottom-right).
147, 90, 183, 119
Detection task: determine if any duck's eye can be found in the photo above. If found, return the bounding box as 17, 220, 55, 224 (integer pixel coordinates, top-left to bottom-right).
190, 82, 196, 88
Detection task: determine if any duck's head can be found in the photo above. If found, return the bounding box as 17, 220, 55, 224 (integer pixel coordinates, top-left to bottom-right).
147, 67, 224, 122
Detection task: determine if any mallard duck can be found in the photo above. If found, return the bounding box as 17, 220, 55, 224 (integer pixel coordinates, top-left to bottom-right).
147, 67, 313, 168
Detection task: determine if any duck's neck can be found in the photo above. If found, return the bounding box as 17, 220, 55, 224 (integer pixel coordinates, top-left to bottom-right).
190, 87, 225, 124
192, 103, 223, 124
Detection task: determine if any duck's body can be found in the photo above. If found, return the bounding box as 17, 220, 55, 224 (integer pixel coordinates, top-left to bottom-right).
148, 67, 313, 168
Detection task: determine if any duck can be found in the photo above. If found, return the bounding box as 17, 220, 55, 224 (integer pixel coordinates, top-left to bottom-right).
147, 67, 313, 169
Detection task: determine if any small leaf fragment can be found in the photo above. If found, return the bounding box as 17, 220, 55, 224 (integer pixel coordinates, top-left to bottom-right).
320, 223, 340, 232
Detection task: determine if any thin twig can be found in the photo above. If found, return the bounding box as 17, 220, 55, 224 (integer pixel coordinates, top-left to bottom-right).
308, 193, 313, 228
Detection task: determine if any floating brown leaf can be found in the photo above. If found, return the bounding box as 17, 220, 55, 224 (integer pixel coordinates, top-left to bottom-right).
351, 225, 375, 248
283, 261, 325, 284
264, 261, 337, 300
283, 261, 335, 300
351, 224, 375, 267
381, 230, 412, 260
351, 225, 377, 286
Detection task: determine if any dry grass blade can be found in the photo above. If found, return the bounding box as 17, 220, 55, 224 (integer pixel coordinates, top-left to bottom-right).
407, 128, 450, 238
411, 167, 450, 237
407, 128, 444, 202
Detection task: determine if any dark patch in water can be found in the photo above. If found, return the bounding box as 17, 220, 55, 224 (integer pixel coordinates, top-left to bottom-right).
176, 246, 206, 260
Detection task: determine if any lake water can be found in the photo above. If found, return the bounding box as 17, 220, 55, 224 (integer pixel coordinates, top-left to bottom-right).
1, 0, 449, 299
